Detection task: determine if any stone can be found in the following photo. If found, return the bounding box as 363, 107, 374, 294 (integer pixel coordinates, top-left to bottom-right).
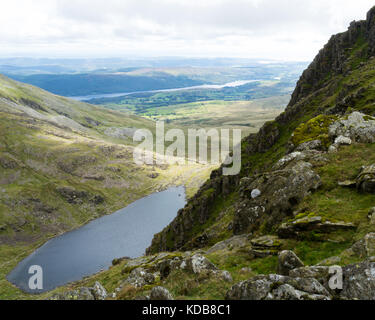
277, 250, 304, 275
251, 235, 282, 249
250, 235, 283, 257
278, 216, 356, 239
206, 234, 249, 253
251, 189, 261, 199
181, 254, 217, 274
91, 281, 107, 300
234, 161, 322, 235
329, 112, 375, 143
266, 284, 330, 301
334, 135, 352, 146
226, 274, 330, 300
158, 257, 183, 279
212, 270, 233, 282
340, 259, 375, 300
122, 268, 155, 288
49, 286, 101, 300
150, 286, 174, 300
328, 145, 338, 153
351, 233, 375, 258
295, 140, 323, 152
338, 180, 356, 188
273, 152, 306, 170
356, 164, 375, 193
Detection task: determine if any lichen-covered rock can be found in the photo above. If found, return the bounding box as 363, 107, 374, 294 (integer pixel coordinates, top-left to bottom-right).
49, 287, 95, 300
158, 256, 183, 279
250, 235, 283, 258
122, 268, 155, 288
234, 161, 322, 234
329, 112, 375, 143
277, 216, 356, 239
181, 254, 217, 274
341, 259, 375, 300
272, 152, 306, 170
49, 282, 107, 300
266, 283, 330, 301
92, 281, 107, 300
150, 286, 174, 300
206, 234, 249, 253
226, 274, 330, 300
351, 233, 375, 258
289, 266, 331, 290
356, 164, 375, 193
277, 250, 304, 276
295, 140, 323, 152
334, 135, 352, 146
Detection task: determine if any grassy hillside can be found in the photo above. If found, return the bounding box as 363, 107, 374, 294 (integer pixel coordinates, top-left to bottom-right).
0, 74, 215, 299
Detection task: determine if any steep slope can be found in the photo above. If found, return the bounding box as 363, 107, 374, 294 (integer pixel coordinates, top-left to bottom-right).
147, 6, 375, 254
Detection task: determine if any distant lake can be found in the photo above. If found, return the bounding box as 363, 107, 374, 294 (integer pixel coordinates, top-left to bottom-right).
69, 80, 259, 101
7, 186, 186, 294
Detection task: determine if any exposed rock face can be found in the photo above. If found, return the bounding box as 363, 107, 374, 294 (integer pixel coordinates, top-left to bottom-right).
206, 234, 249, 253
49, 281, 107, 300
277, 216, 356, 239
226, 274, 330, 300
122, 268, 155, 288
295, 140, 323, 152
351, 233, 375, 258
277, 251, 304, 276
234, 161, 321, 234
334, 135, 352, 146
290, 259, 375, 300
329, 112, 375, 143
250, 235, 283, 258
181, 254, 218, 274
356, 164, 375, 193
150, 286, 174, 300
92, 281, 108, 300
289, 6, 375, 107
341, 259, 375, 300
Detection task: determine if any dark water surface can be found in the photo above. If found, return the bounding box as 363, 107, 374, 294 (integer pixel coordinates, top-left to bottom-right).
7, 186, 186, 293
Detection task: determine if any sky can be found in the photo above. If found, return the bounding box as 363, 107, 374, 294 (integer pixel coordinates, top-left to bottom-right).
0, 0, 374, 61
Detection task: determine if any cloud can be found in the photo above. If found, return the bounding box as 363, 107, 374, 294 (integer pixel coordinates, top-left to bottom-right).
0, 0, 374, 60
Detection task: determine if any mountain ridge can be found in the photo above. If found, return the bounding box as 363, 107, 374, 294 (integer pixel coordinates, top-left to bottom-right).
146, 5, 375, 254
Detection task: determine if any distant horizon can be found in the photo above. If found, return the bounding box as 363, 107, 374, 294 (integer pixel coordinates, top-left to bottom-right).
0, 55, 310, 64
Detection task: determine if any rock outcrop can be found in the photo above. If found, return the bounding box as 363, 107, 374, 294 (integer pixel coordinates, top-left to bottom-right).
277, 251, 304, 276
234, 161, 321, 234
150, 286, 174, 300
277, 216, 356, 239
226, 274, 331, 300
